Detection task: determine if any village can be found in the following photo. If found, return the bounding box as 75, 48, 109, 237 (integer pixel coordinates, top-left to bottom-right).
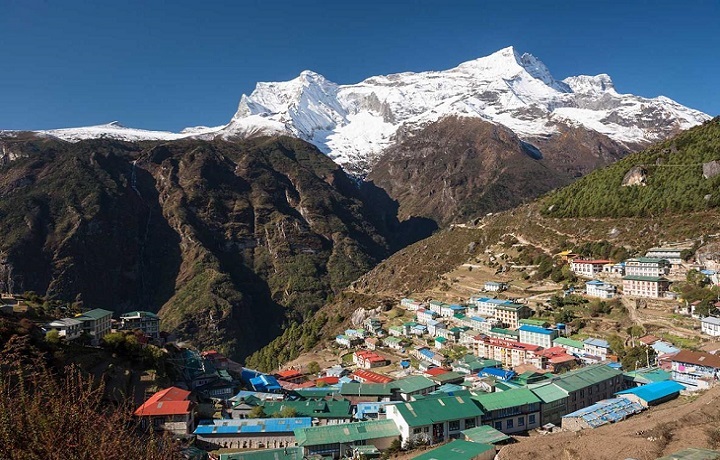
5, 244, 720, 460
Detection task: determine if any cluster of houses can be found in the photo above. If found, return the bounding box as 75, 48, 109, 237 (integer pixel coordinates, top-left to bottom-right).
42, 308, 162, 344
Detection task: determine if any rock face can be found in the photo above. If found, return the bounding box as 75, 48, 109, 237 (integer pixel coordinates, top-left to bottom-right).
0, 135, 400, 360
367, 117, 629, 225
703, 160, 720, 179
622, 166, 648, 186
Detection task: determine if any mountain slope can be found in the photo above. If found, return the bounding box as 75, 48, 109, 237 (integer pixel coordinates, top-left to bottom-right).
0, 135, 395, 360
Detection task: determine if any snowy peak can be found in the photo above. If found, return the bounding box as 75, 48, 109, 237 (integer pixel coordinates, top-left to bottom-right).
563, 74, 616, 94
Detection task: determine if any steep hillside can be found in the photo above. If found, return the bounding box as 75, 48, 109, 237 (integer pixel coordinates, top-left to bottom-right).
0, 135, 395, 360
543, 117, 720, 217
367, 117, 628, 225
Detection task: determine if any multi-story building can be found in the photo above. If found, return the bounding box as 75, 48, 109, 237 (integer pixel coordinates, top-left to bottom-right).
701, 316, 720, 337
570, 259, 611, 278
76, 308, 112, 344
624, 257, 671, 277
583, 338, 611, 360
416, 308, 438, 324
135, 386, 195, 435
484, 281, 509, 292
472, 336, 542, 369
518, 325, 558, 349
494, 303, 532, 329
671, 350, 720, 389
45, 318, 83, 341
585, 280, 617, 299
353, 350, 388, 369
118, 311, 160, 339
622, 275, 671, 298
428, 300, 449, 315
553, 337, 586, 356
645, 248, 684, 265
387, 395, 483, 444
474, 388, 541, 434
401, 298, 425, 311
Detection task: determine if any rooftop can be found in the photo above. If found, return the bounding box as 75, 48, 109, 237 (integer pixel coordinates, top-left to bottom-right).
551, 364, 621, 393
622, 275, 669, 282
134, 386, 192, 417
195, 417, 312, 435
562, 397, 644, 428
473, 388, 540, 412
518, 325, 556, 335
394, 395, 483, 426
77, 308, 113, 320
119, 310, 159, 319
218, 446, 304, 460
672, 350, 720, 369
411, 439, 494, 460
294, 419, 400, 446
461, 424, 511, 444
616, 380, 685, 403
553, 337, 586, 350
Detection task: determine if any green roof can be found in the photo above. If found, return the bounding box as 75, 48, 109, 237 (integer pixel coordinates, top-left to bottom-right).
519, 318, 550, 327
429, 372, 465, 384
622, 275, 669, 282
553, 337, 585, 350
411, 439, 494, 460
623, 368, 672, 384
292, 389, 339, 399
219, 447, 304, 460
119, 310, 158, 319
461, 425, 511, 444
384, 337, 402, 344
530, 383, 568, 403
260, 400, 351, 419
474, 388, 540, 412
552, 364, 621, 393
340, 382, 393, 397
435, 337, 448, 343
628, 257, 669, 264
489, 327, 519, 337
77, 308, 113, 320
395, 375, 436, 394
294, 419, 400, 446
394, 395, 483, 427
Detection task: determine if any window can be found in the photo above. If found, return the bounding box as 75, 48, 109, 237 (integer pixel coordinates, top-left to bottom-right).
424, 427, 429, 433
529, 414, 536, 424
507, 419, 514, 429
413, 428, 422, 434
465, 418, 476, 429
449, 420, 460, 431
494, 421, 502, 430
518, 417, 525, 426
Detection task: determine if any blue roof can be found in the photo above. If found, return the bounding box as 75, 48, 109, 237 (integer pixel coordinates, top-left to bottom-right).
451, 305, 465, 310
584, 338, 610, 349
651, 341, 681, 355
562, 398, 643, 428
479, 367, 516, 381
586, 280, 604, 286
412, 324, 428, 330
194, 417, 312, 435
249, 375, 281, 392
616, 380, 685, 403
419, 348, 435, 359
470, 316, 486, 322
518, 325, 555, 335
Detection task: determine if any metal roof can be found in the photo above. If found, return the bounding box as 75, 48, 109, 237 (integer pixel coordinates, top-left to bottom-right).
530, 383, 568, 403
294, 419, 399, 446
616, 380, 685, 403
562, 398, 643, 428
553, 337, 586, 350
77, 308, 112, 320
461, 425, 511, 444
473, 388, 540, 412
551, 364, 621, 393
395, 375, 437, 393
194, 417, 312, 435
518, 325, 555, 335
583, 338, 610, 348
622, 275, 669, 282
394, 395, 483, 427
411, 439, 494, 460
260, 400, 351, 419
656, 447, 720, 460
218, 447, 304, 460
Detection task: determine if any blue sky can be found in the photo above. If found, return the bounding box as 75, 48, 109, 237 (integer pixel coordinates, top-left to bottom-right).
1, 0, 718, 131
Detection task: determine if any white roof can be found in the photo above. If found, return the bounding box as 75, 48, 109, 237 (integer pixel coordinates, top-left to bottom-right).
701, 316, 720, 326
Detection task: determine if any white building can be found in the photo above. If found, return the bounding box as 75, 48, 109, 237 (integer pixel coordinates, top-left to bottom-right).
583, 338, 610, 359
624, 258, 671, 277
622, 276, 671, 298
701, 316, 720, 337
484, 281, 508, 292
416, 308, 438, 324
585, 280, 617, 299
570, 259, 611, 278
76, 308, 112, 344
518, 325, 558, 349
45, 318, 83, 341
645, 248, 684, 265
401, 298, 425, 311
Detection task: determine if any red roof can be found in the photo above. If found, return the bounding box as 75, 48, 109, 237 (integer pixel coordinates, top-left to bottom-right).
672, 349, 720, 369
549, 354, 577, 364
425, 367, 449, 377
134, 386, 192, 417
277, 369, 303, 379
350, 369, 394, 384
638, 335, 659, 346
573, 259, 611, 265
316, 376, 339, 385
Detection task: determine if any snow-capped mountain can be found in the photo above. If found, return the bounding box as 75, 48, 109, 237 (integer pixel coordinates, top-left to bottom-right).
28, 46, 709, 174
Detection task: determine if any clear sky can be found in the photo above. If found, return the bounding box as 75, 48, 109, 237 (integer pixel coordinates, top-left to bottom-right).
1, 0, 718, 131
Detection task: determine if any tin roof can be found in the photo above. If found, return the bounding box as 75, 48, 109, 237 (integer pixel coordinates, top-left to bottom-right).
294, 419, 399, 446
411, 439, 494, 460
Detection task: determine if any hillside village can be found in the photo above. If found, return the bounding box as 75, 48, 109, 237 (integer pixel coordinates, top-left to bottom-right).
7, 240, 719, 460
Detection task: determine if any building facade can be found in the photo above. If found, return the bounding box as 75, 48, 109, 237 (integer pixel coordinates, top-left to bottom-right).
118, 311, 160, 339
622, 276, 670, 298
624, 258, 671, 277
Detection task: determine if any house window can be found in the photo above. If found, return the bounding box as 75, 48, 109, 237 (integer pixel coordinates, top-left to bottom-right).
529, 414, 536, 424
413, 428, 422, 434
423, 427, 429, 433
507, 419, 514, 429
518, 417, 525, 426
465, 418, 476, 429
494, 421, 502, 430
449, 420, 460, 431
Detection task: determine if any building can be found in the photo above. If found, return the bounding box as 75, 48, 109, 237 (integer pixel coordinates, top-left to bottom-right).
671, 350, 720, 389
518, 325, 558, 349
354, 351, 388, 369
335, 335, 352, 348
195, 417, 311, 450
473, 388, 541, 434
701, 316, 720, 337
656, 448, 720, 460
585, 280, 617, 299
484, 281, 508, 292
294, 419, 400, 459
412, 439, 495, 460
536, 347, 578, 373
387, 395, 484, 444
365, 337, 379, 350
383, 336, 403, 350
645, 248, 684, 265
350, 369, 394, 384
45, 318, 83, 341
583, 338, 611, 360
393, 375, 437, 401
414, 347, 447, 368
561, 398, 643, 431
622, 275, 671, 298
461, 425, 511, 445
416, 308, 438, 324
472, 336, 542, 369
76, 308, 112, 344
469, 298, 517, 317
624, 257, 671, 277
134, 386, 195, 435
276, 370, 304, 384
401, 298, 424, 311
615, 380, 685, 407
553, 337, 585, 356
260, 400, 352, 425
118, 311, 160, 339
494, 303, 532, 329
429, 300, 450, 315
570, 259, 612, 278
